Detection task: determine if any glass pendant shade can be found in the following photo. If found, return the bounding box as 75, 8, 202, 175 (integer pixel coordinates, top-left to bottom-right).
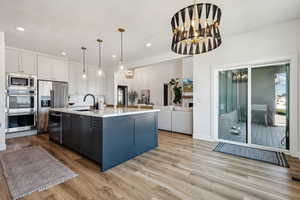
125, 69, 135, 79
81, 46, 87, 79
118, 28, 126, 71
96, 39, 104, 77
117, 27, 134, 79
171, 2, 222, 55
119, 60, 126, 71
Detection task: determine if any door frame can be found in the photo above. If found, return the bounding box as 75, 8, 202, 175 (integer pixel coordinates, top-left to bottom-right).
212, 55, 298, 155
117, 85, 128, 106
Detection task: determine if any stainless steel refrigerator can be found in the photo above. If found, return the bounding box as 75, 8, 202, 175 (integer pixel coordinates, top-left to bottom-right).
37, 80, 68, 133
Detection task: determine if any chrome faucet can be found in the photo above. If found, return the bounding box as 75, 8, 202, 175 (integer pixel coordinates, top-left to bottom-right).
83, 94, 96, 109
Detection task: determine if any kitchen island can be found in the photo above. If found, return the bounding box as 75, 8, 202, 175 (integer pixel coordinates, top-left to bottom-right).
49, 107, 159, 171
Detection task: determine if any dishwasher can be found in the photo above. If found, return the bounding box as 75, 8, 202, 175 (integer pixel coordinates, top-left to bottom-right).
48, 111, 62, 144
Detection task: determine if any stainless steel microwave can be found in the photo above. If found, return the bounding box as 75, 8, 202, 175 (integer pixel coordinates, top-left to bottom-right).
7, 73, 36, 89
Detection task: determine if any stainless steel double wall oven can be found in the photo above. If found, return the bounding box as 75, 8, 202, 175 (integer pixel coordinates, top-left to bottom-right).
6, 73, 37, 133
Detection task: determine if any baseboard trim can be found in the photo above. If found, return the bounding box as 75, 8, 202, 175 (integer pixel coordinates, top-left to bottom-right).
193, 135, 216, 142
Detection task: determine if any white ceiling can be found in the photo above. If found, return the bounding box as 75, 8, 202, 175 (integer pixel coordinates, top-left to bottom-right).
0, 0, 300, 69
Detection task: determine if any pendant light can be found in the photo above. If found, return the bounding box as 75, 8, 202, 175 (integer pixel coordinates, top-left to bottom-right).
81, 46, 87, 79
118, 28, 126, 71
171, 0, 222, 55
125, 68, 135, 79
97, 39, 103, 76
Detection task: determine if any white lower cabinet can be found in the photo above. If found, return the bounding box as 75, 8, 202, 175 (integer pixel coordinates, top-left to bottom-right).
157, 110, 172, 131
156, 106, 193, 135
37, 56, 68, 82
171, 111, 193, 135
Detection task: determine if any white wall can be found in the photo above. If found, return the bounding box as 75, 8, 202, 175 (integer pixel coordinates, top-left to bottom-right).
104, 68, 116, 105
182, 57, 193, 79
114, 59, 183, 106
0, 32, 6, 151
193, 19, 300, 156
68, 61, 106, 107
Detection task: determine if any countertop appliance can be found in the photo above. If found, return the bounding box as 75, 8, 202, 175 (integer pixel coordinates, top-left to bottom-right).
37, 80, 68, 133
7, 73, 36, 90
48, 111, 62, 144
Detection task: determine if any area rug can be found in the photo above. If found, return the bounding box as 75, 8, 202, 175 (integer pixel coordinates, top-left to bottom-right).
213, 143, 289, 168
0, 146, 78, 200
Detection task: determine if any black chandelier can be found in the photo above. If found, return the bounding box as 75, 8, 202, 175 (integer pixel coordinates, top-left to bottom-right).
171, 1, 222, 55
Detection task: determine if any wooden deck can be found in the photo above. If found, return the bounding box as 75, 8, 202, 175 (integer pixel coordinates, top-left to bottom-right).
220, 123, 286, 149
1, 131, 300, 200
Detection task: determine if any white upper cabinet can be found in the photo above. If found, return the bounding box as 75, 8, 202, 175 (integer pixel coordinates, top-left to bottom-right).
171, 110, 193, 135
6, 48, 105, 97
52, 59, 68, 82
21, 52, 37, 75
37, 56, 53, 80
5, 48, 37, 75
37, 56, 68, 82
5, 49, 19, 73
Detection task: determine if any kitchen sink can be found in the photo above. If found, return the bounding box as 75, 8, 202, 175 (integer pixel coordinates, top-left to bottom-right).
75, 109, 92, 112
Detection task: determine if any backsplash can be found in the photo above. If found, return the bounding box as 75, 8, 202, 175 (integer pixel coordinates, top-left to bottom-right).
69, 95, 105, 107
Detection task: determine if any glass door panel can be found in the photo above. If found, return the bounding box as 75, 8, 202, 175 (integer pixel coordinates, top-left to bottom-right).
218, 68, 248, 143
251, 64, 289, 149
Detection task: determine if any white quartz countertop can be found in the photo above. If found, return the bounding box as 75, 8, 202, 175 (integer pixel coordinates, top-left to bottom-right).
50, 107, 160, 118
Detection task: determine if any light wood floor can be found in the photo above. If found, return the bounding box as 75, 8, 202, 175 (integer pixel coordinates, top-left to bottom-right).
1, 131, 300, 200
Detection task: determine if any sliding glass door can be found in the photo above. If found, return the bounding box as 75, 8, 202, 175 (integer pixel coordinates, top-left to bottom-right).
218, 63, 290, 150
251, 64, 290, 149
218, 68, 248, 143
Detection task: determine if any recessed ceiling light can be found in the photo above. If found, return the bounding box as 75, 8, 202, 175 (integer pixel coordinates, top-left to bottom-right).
145, 43, 152, 47
16, 27, 25, 32
112, 54, 117, 58
61, 52, 67, 56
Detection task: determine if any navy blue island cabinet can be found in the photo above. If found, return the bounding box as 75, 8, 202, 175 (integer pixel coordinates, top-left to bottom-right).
59, 111, 158, 172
